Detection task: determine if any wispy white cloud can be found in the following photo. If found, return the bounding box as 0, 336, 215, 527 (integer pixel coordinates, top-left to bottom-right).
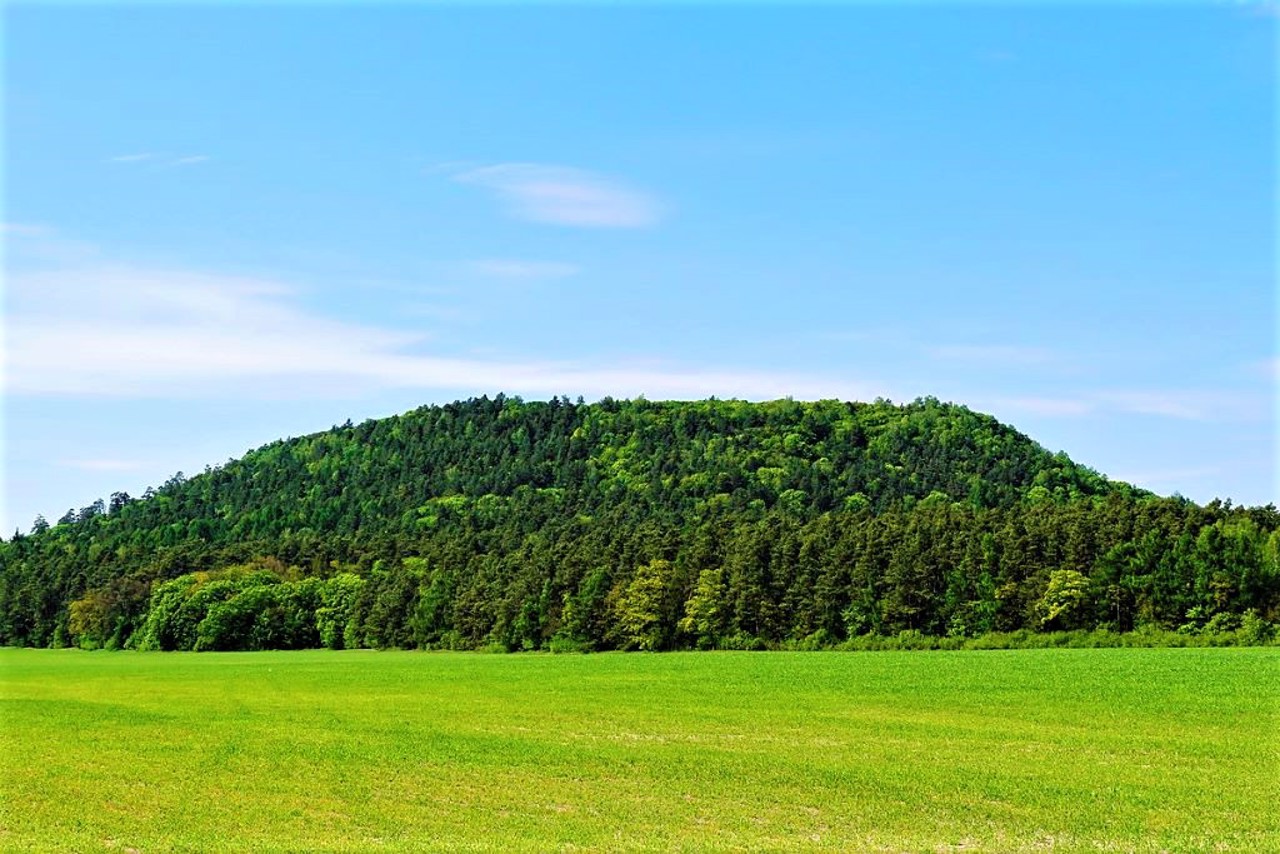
1110, 465, 1223, 490
11, 229, 1262, 426
1097, 391, 1207, 421
3, 222, 100, 264
56, 459, 147, 473
1095, 390, 1268, 422
7, 264, 415, 396
1238, 0, 1280, 19
469, 259, 581, 280
1252, 356, 1280, 380
990, 396, 1096, 418
106, 153, 210, 167
397, 302, 466, 322
5, 229, 879, 403
929, 344, 1056, 365
815, 329, 894, 344
453, 163, 661, 228
423, 159, 479, 175
987, 389, 1268, 423
2, 222, 54, 238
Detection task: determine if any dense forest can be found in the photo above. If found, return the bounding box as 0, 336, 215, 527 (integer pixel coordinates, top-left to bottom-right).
2, 395, 1277, 651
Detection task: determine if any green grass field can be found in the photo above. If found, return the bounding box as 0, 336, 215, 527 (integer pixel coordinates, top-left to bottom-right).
2, 648, 1276, 852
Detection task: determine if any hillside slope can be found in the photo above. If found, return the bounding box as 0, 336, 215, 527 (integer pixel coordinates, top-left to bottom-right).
1, 395, 1276, 650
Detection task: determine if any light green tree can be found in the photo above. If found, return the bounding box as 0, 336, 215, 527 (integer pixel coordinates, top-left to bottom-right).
680, 568, 726, 649
613, 559, 677, 651
1037, 569, 1091, 630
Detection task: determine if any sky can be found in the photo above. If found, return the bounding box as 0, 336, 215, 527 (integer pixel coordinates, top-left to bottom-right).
2, 3, 1276, 534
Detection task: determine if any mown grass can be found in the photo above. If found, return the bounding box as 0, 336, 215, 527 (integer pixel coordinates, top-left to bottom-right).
1, 648, 1276, 852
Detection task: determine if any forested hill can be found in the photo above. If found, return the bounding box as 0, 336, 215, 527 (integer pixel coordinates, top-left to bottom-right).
2, 395, 1277, 651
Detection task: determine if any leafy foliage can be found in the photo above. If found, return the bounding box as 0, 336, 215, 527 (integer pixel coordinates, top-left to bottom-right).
1, 395, 1276, 650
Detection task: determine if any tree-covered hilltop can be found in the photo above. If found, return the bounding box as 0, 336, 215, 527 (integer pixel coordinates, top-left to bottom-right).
2, 395, 1277, 651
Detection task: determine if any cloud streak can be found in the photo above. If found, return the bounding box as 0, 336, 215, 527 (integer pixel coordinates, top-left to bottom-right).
5, 233, 876, 403
453, 163, 661, 228
469, 259, 581, 280
1109, 465, 1224, 490
988, 396, 1096, 418
56, 459, 147, 472
107, 153, 210, 167
929, 344, 1056, 365
2, 222, 54, 238
988, 389, 1268, 423
10, 230, 1264, 425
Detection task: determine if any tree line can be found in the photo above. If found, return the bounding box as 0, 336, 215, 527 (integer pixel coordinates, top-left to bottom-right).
1, 395, 1276, 651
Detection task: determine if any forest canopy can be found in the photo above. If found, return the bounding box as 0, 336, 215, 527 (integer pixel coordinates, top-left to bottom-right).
2, 395, 1276, 651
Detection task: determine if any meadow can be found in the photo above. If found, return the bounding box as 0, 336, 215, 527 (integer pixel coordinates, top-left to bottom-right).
1, 648, 1276, 852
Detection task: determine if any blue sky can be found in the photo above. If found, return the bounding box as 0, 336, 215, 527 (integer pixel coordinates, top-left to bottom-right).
3, 3, 1276, 533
